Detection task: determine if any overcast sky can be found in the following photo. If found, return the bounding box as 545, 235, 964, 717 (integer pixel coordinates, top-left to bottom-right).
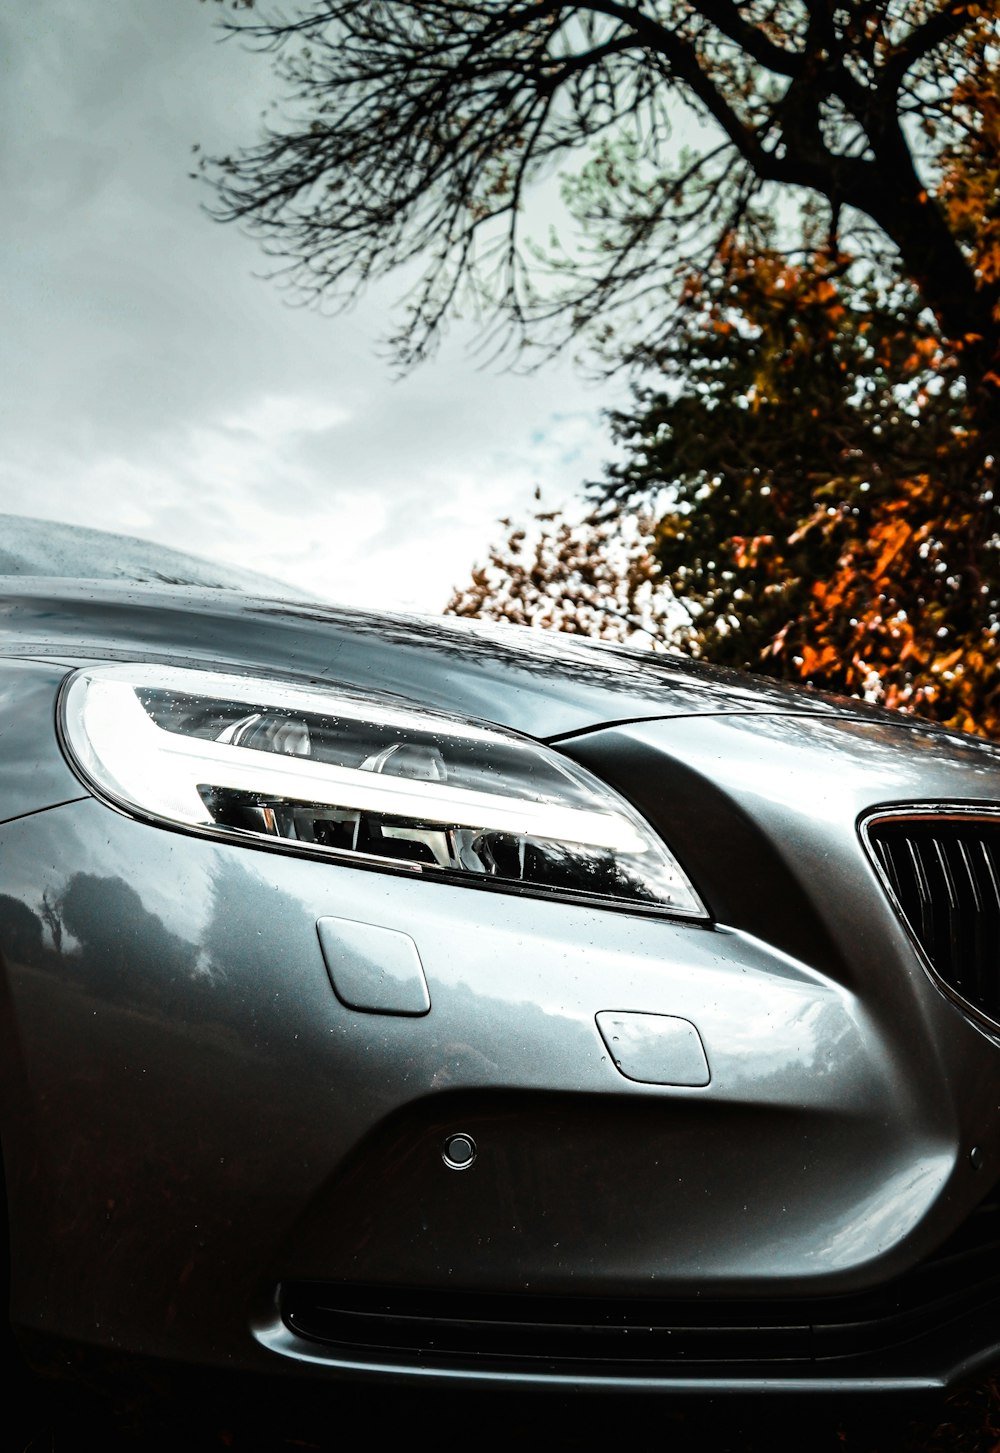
1, 2, 628, 611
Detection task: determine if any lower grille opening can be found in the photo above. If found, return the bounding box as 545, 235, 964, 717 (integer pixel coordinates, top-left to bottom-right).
280, 1182, 1000, 1374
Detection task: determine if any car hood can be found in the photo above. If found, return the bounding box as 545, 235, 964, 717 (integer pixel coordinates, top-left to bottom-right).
0, 513, 312, 598
1, 577, 917, 740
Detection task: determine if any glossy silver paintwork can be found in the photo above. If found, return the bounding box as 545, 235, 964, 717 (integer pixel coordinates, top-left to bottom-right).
3, 578, 1000, 1392
0, 578, 897, 740
0, 659, 90, 824
0, 801, 953, 1342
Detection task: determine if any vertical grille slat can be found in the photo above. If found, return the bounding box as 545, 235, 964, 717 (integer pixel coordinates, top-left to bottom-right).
933, 837, 964, 998
868, 816, 1000, 1027
955, 838, 984, 1010
904, 835, 936, 952
977, 840, 1000, 1021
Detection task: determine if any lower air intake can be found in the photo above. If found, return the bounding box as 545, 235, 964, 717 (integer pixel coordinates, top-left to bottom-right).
280, 1181, 1000, 1376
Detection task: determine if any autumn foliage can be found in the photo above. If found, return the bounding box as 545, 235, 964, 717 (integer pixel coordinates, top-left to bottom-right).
206, 0, 1000, 733
453, 19, 1000, 737
614, 246, 1000, 732
447, 495, 676, 645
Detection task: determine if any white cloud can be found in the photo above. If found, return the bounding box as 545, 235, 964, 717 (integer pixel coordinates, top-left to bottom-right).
0, 1, 629, 612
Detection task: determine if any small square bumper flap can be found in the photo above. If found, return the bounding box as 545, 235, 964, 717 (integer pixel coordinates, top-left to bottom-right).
596, 1011, 710, 1086
317, 916, 431, 1016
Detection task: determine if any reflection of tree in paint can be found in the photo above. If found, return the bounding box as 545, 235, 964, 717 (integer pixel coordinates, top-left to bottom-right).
0, 894, 43, 968
57, 872, 197, 1008
39, 890, 62, 955
200, 854, 303, 986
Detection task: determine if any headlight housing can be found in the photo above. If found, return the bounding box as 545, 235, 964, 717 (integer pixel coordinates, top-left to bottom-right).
59, 664, 706, 918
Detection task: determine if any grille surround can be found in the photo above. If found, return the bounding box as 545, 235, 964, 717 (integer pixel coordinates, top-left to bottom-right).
862, 806, 1000, 1034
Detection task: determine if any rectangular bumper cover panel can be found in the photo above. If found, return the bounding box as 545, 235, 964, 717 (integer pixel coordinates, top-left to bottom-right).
317, 915, 431, 1016
596, 1011, 711, 1086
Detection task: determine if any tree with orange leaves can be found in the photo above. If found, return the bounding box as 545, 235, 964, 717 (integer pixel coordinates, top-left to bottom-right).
453, 209, 1000, 729
601, 32, 1000, 733
598, 229, 1000, 730
449, 25, 1000, 734
208, 1, 1000, 728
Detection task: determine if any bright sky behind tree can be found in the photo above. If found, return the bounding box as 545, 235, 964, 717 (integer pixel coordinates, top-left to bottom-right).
1, 1, 625, 610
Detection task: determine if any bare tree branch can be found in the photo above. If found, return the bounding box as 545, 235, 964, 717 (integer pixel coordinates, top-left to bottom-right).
202, 0, 997, 384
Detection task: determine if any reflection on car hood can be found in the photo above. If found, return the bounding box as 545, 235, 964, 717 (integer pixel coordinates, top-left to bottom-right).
1, 577, 915, 740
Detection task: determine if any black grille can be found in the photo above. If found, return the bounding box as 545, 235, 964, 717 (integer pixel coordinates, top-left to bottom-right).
867, 814, 1000, 1024
280, 1182, 1000, 1376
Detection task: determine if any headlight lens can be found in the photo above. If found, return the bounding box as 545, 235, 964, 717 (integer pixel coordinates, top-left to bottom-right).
59, 664, 705, 917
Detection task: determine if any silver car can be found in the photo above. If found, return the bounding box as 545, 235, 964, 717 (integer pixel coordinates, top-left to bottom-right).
1, 518, 999, 1408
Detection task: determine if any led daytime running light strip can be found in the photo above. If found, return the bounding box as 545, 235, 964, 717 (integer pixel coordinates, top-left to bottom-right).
78, 680, 649, 854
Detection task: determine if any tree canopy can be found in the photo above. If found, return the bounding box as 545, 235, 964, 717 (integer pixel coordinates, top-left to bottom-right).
451, 212, 1000, 731
206, 1, 999, 402
205, 0, 1000, 733
446, 491, 675, 644
609, 236, 1000, 730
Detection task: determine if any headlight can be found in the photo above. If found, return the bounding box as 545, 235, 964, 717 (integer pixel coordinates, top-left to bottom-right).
59, 664, 706, 917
